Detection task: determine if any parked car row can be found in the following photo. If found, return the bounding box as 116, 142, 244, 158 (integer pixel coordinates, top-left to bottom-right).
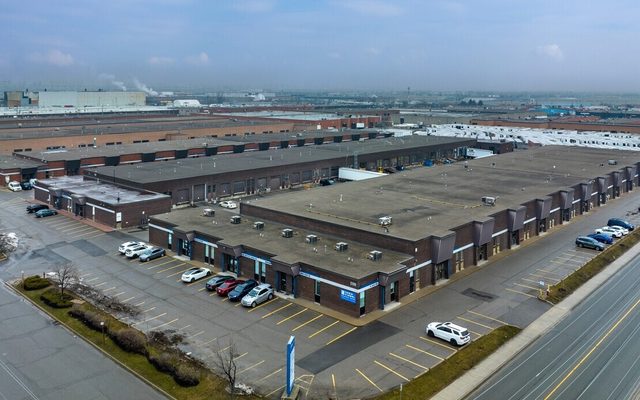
576, 218, 635, 251
118, 241, 165, 261
26, 203, 57, 218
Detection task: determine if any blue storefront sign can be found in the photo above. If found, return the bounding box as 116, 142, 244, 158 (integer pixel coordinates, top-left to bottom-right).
340, 289, 357, 304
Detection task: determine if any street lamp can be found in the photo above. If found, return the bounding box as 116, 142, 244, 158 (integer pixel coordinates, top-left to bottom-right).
100, 321, 105, 344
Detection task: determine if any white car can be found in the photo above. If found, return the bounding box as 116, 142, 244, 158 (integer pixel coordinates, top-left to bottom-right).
608, 225, 629, 235
426, 322, 470, 346
181, 267, 211, 283
595, 226, 623, 238
219, 200, 238, 209
241, 284, 274, 307
7, 181, 22, 192
119, 241, 145, 254
125, 244, 151, 258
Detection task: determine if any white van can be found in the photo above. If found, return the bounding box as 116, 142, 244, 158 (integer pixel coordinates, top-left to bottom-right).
7, 181, 22, 192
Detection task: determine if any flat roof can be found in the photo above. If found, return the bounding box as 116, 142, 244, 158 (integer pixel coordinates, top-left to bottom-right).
248, 146, 640, 240
216, 111, 375, 121
91, 136, 470, 184
0, 155, 43, 170
152, 205, 411, 279
38, 175, 168, 205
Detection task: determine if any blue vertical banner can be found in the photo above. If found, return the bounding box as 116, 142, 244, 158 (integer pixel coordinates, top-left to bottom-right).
286, 335, 295, 396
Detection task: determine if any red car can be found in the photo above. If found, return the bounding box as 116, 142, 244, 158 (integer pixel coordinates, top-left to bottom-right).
216, 279, 244, 297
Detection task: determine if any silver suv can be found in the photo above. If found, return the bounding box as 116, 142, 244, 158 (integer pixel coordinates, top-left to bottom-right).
241, 284, 274, 307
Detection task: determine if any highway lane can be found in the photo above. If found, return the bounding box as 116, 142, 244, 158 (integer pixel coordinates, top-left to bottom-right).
468, 251, 640, 400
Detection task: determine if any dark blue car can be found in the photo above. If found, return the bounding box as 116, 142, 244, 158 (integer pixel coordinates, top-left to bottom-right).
227, 279, 258, 302
588, 233, 613, 244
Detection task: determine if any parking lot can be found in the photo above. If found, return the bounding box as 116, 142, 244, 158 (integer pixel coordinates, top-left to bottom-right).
3, 188, 640, 399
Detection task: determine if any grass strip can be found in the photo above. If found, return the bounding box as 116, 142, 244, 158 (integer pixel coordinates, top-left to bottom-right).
15, 284, 259, 400
371, 325, 521, 400
547, 229, 640, 304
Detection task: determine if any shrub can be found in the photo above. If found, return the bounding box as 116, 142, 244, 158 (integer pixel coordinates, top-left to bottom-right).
148, 330, 185, 347
110, 328, 148, 356
68, 307, 108, 332
23, 275, 51, 290
173, 364, 200, 387
40, 288, 73, 308
148, 352, 179, 374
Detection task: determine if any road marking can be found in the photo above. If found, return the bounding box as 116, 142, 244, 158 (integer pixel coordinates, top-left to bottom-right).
94, 281, 107, 287
86, 277, 99, 282
308, 320, 340, 338
389, 352, 429, 370
406, 344, 445, 360
505, 287, 538, 298
277, 308, 308, 325
513, 282, 540, 291
187, 279, 205, 287
113, 291, 126, 297
457, 316, 493, 330
326, 326, 357, 346
198, 287, 207, 292
132, 312, 167, 326
235, 352, 248, 360
234, 302, 243, 307
522, 277, 554, 285
62, 225, 93, 234
210, 292, 221, 297
543, 296, 640, 400
332, 374, 336, 394
102, 286, 117, 292
187, 330, 205, 339
537, 268, 562, 275
419, 336, 457, 351
142, 306, 156, 313
147, 259, 174, 269
48, 220, 76, 228
200, 337, 217, 347
240, 360, 265, 374
261, 303, 293, 319
134, 300, 145, 307
70, 230, 99, 238
169, 267, 193, 278
247, 298, 278, 313
156, 262, 186, 273
80, 272, 93, 278
258, 369, 283, 384
356, 368, 383, 392
467, 310, 509, 326
178, 325, 192, 331
151, 318, 178, 330
292, 315, 322, 332
266, 385, 285, 397
83, 232, 104, 240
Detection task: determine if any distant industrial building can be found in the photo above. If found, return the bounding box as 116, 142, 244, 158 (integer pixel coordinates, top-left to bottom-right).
4, 90, 146, 108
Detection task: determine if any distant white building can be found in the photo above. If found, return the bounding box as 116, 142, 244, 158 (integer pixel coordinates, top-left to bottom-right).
173, 99, 202, 108
38, 91, 145, 108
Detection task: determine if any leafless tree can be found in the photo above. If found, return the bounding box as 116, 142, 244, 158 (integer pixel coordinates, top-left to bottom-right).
214, 339, 239, 399
52, 264, 79, 296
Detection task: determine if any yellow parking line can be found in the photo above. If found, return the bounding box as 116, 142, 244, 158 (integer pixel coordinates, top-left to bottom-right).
406, 344, 444, 361
187, 279, 206, 286
308, 320, 339, 338
48, 220, 76, 228
467, 310, 508, 326
247, 298, 278, 312
529, 272, 560, 281
198, 287, 207, 292
83, 232, 105, 240
261, 303, 293, 319
375, 359, 409, 381
292, 315, 322, 332
537, 268, 562, 275
355, 368, 383, 392
326, 326, 357, 346
419, 336, 457, 351
70, 229, 99, 238
147, 259, 174, 269
277, 308, 308, 325
506, 287, 538, 298
62, 225, 93, 234
266, 385, 285, 398
235, 352, 248, 360
170, 267, 193, 278
257, 368, 282, 382
156, 262, 186, 274
457, 316, 492, 330
240, 360, 265, 374
513, 282, 539, 291
389, 352, 429, 370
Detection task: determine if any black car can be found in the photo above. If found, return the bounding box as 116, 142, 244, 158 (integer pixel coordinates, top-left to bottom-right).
205, 275, 235, 291
20, 181, 32, 190
227, 279, 258, 301
26, 204, 49, 213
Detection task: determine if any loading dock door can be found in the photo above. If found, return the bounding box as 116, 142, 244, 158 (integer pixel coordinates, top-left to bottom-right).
269, 176, 281, 190
176, 189, 190, 204
193, 184, 205, 201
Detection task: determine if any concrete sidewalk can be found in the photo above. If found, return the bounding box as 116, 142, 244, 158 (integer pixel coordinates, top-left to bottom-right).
432, 241, 640, 400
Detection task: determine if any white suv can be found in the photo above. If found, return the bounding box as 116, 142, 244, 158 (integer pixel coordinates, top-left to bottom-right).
7, 181, 22, 192
125, 244, 151, 258
119, 241, 145, 254
426, 322, 470, 346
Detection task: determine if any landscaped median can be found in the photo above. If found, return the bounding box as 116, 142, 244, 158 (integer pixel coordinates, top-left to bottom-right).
546, 228, 640, 304
14, 276, 260, 400
371, 325, 521, 400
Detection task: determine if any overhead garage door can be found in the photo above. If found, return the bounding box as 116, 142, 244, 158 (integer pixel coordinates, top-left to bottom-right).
176, 189, 190, 204
269, 176, 281, 190
193, 184, 205, 201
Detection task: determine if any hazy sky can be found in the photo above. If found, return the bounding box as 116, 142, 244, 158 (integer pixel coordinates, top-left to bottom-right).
2, 0, 640, 92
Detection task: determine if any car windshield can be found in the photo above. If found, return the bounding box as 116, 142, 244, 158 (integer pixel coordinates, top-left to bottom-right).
248, 288, 259, 296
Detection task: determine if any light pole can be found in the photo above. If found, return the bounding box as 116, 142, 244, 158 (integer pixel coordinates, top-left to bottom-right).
21, 270, 24, 287
100, 321, 105, 344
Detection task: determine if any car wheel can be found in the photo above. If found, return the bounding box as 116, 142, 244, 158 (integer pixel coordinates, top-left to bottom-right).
190, 278, 194, 283
251, 302, 256, 308
450, 338, 457, 346
427, 330, 435, 337
267, 293, 273, 300
207, 271, 212, 276
577, 243, 582, 248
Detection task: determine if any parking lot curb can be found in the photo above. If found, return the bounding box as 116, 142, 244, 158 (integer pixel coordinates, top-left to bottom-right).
431, 240, 640, 400
4, 281, 178, 400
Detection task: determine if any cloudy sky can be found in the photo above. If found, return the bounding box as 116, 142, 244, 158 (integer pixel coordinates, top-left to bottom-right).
2, 0, 639, 92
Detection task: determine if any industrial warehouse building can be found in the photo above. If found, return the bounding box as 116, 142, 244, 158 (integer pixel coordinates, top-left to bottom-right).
147, 146, 640, 318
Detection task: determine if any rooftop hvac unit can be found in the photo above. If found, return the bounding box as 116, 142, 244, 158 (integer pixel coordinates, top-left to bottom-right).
282, 228, 294, 238
481, 196, 496, 206
368, 250, 383, 261
230, 215, 241, 224
253, 221, 264, 230
608, 159, 618, 165
306, 234, 318, 244
379, 216, 392, 226
335, 242, 348, 252
202, 208, 215, 217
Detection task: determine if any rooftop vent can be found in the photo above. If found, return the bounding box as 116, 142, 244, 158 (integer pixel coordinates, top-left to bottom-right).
253, 221, 264, 230
608, 159, 618, 165
481, 196, 496, 206
306, 234, 318, 244
368, 250, 383, 261
335, 242, 348, 252
379, 216, 392, 226
230, 215, 241, 224
282, 228, 294, 238
202, 208, 215, 217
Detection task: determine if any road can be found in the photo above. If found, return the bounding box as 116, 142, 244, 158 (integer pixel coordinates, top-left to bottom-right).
468, 250, 640, 400
0, 283, 164, 400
